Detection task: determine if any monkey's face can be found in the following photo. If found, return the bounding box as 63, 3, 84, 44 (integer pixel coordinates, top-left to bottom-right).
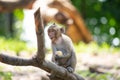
48, 29, 56, 40
48, 23, 62, 43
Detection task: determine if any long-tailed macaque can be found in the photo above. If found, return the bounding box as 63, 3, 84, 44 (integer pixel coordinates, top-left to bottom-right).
48, 23, 76, 73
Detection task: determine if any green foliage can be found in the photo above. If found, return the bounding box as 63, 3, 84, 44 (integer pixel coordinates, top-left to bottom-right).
0, 9, 24, 39
77, 70, 117, 80
0, 37, 27, 54
0, 71, 12, 80
71, 0, 120, 47
74, 41, 120, 54
13, 9, 24, 20
13, 9, 24, 39
0, 37, 36, 55
0, 13, 13, 37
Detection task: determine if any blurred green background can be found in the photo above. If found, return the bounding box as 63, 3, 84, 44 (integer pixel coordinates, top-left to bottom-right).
1, 0, 120, 47
0, 0, 120, 80
71, 0, 120, 47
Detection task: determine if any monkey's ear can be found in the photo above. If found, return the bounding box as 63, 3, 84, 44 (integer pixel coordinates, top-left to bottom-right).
60, 28, 65, 33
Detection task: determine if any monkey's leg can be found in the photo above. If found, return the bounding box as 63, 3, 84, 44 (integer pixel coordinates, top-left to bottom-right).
65, 58, 74, 73
47, 71, 56, 79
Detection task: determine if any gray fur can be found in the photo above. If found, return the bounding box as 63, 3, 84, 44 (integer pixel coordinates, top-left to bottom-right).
51, 34, 76, 72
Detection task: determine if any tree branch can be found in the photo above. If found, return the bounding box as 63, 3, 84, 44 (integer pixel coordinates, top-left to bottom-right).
34, 7, 45, 62
0, 54, 33, 66
0, 0, 36, 12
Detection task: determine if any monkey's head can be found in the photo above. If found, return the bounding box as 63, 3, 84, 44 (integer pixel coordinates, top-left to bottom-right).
48, 23, 65, 43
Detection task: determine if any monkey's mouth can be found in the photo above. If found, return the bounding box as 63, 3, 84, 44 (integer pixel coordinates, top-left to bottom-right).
50, 36, 54, 40
51, 38, 56, 41
50, 37, 54, 39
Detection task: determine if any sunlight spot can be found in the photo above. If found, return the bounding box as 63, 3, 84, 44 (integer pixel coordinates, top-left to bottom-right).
94, 27, 100, 34
109, 27, 116, 35
102, 33, 108, 41
21, 10, 37, 47
93, 35, 98, 41
100, 17, 107, 24
89, 18, 97, 25
99, 0, 106, 2
112, 37, 120, 46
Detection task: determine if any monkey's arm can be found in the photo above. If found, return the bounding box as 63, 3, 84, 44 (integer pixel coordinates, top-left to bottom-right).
59, 38, 73, 59
59, 50, 71, 59
51, 45, 57, 62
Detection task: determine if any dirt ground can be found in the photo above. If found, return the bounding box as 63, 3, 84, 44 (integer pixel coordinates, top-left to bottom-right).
0, 53, 120, 80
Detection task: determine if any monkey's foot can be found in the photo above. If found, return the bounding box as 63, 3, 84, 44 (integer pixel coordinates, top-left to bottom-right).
67, 67, 74, 73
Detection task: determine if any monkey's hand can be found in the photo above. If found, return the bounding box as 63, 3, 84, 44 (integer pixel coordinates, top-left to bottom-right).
67, 67, 74, 73
55, 51, 63, 59
55, 51, 63, 56
55, 54, 61, 59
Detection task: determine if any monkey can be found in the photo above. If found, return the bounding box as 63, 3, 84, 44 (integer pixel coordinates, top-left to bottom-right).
48, 23, 76, 73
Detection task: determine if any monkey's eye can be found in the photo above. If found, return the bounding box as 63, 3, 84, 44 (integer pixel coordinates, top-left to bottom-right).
48, 29, 55, 33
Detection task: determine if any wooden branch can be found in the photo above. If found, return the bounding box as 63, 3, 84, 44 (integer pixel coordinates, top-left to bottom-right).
0, 53, 85, 80
34, 7, 45, 64
0, 54, 33, 66
0, 0, 36, 12
43, 61, 77, 80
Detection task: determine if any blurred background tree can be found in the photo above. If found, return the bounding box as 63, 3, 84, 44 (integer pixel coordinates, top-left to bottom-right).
71, 0, 120, 47
0, 9, 24, 39
0, 0, 120, 47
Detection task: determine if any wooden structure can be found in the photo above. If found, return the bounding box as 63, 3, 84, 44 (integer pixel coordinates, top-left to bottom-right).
0, 0, 93, 43
42, 0, 93, 43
